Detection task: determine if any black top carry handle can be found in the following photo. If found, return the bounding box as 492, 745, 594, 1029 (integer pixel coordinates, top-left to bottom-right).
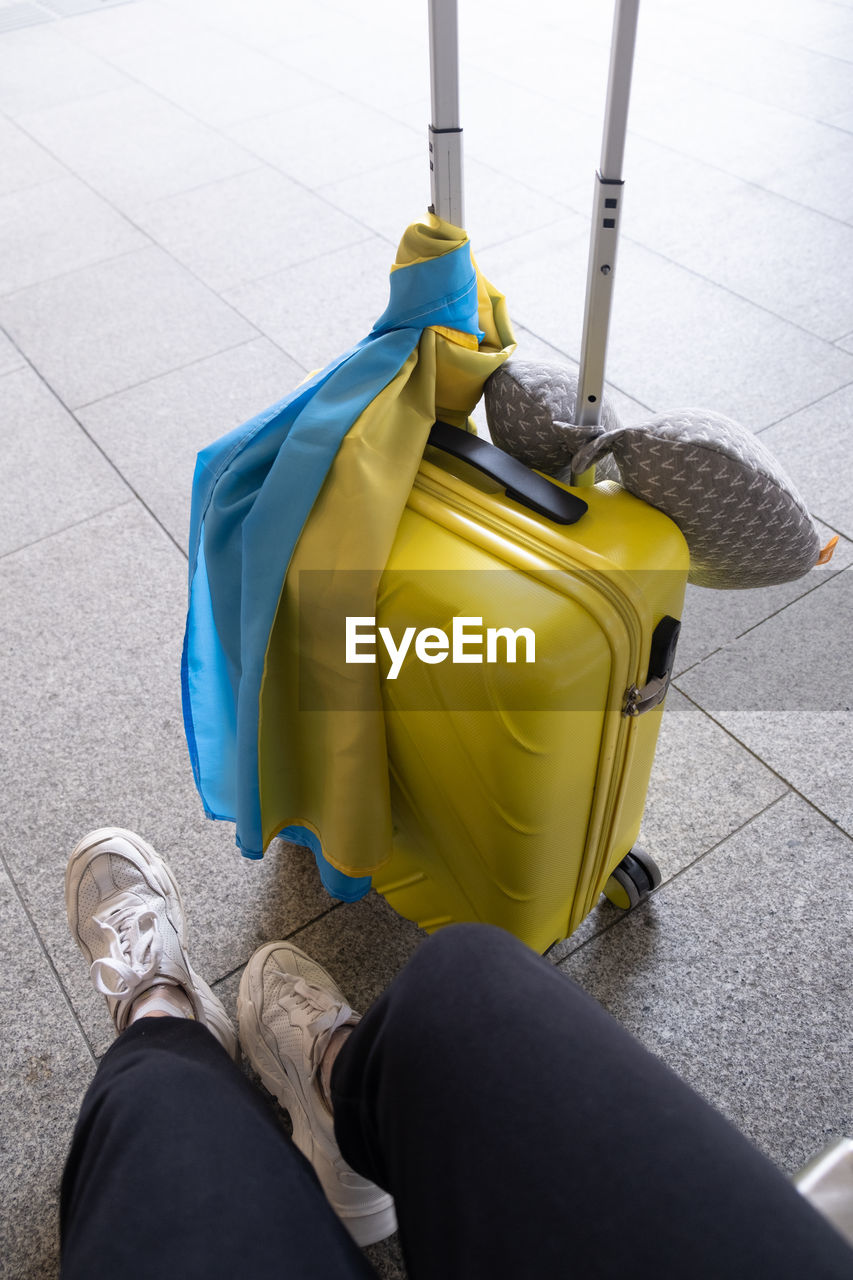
427, 421, 588, 526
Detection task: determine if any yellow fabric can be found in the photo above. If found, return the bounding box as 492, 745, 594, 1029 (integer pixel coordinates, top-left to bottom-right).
390, 216, 467, 268
258, 217, 516, 873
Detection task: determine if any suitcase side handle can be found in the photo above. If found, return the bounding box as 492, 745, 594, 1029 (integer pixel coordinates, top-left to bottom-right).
428, 421, 588, 525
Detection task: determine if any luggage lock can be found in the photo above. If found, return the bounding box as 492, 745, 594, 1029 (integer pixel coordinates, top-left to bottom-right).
624, 616, 681, 717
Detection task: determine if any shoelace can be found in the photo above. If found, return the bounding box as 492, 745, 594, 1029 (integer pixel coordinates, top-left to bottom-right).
90, 892, 162, 1002
271, 970, 354, 1080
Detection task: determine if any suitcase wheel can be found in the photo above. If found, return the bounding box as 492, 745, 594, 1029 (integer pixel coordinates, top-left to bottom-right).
603, 845, 662, 911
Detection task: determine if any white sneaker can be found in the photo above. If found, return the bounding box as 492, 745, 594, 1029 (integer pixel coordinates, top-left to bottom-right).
66, 827, 238, 1061
238, 941, 397, 1247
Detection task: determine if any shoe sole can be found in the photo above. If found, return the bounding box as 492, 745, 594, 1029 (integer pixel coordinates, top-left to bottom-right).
66, 827, 239, 1061
238, 943, 397, 1247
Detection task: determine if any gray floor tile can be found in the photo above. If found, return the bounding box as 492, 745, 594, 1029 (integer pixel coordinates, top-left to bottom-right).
44, 0, 134, 14
634, 181, 853, 342
758, 131, 853, 225
462, 73, 605, 208
133, 166, 373, 293
0, 2, 52, 34
0, 865, 94, 1280
828, 108, 853, 134
0, 22, 127, 116
0, 246, 256, 408
460, 13, 614, 130
676, 567, 853, 835
223, 237, 398, 374
640, 689, 789, 880
0, 366, 130, 557
0, 327, 25, 376
271, 24, 427, 122
227, 96, 422, 192
635, 4, 853, 120
318, 154, 570, 255
59, 0, 201, 57
165, 0, 338, 49
477, 230, 853, 427
285, 892, 426, 1017
563, 136, 745, 252
0, 504, 335, 1057
361, 1234, 407, 1280
675, 523, 853, 676
550, 689, 789, 961
106, 26, 333, 129
498, 325, 663, 427
0, 175, 148, 297
759, 384, 853, 540
211, 888, 426, 1052
16, 84, 258, 210
0, 113, 66, 198
707, 0, 853, 62
77, 338, 307, 549
628, 59, 853, 188
314, 157, 428, 245
583, 142, 853, 340
558, 792, 853, 1173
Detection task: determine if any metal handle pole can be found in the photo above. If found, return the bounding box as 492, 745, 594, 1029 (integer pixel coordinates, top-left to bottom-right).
573, 0, 640, 470
427, 0, 465, 227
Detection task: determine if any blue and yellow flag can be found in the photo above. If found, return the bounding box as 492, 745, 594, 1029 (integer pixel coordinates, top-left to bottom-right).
182, 215, 514, 896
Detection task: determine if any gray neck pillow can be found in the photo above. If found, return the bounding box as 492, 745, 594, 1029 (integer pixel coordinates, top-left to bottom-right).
485, 358, 828, 590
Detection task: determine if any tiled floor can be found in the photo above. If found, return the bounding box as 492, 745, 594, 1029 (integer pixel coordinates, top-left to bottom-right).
1, 1, 851, 1276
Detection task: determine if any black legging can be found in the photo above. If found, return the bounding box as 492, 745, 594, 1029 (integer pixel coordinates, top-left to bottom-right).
60, 924, 853, 1278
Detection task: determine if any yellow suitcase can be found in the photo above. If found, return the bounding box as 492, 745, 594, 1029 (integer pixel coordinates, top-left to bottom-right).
371, 426, 689, 954
368, 0, 687, 951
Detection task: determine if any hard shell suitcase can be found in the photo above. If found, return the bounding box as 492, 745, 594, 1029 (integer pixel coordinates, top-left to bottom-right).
367, 0, 690, 951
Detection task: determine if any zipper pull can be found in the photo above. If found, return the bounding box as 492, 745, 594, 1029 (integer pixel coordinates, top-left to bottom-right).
624, 615, 681, 717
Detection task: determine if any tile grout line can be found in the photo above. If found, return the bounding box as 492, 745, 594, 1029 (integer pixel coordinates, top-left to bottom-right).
552, 789, 794, 965
673, 554, 852, 681
478, 52, 853, 213
724, 563, 852, 646
469, 202, 853, 366
0, 331, 192, 558
509, 319, 657, 414
671, 685, 851, 834
0, 497, 135, 564
618, 229, 853, 351
71, 334, 280, 412
12, 42, 428, 268
0, 845, 99, 1066
216, 231, 379, 313
462, 76, 853, 234
9, 59, 848, 407
0, 243, 152, 305
211, 900, 345, 989
754, 376, 853, 433
9, 9, 853, 248
0, 130, 372, 409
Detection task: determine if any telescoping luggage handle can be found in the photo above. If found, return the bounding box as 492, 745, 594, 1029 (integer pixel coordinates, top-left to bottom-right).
427, 0, 464, 228
575, 0, 639, 444
427, 0, 641, 479
428, 421, 588, 525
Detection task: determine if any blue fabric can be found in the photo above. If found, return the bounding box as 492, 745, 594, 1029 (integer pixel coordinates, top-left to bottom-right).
278, 826, 372, 902
181, 237, 483, 872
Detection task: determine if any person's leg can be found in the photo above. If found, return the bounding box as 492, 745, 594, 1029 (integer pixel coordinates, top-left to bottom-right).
330, 923, 853, 1280
61, 1017, 376, 1280
237, 941, 398, 1247
61, 828, 377, 1280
